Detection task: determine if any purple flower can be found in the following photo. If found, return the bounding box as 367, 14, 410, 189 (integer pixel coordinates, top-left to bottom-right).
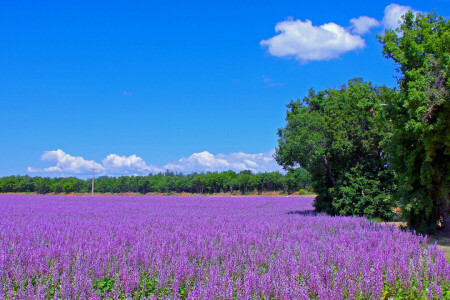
0, 194, 448, 299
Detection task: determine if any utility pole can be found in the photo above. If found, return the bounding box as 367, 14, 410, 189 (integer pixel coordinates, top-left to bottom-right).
91, 168, 96, 196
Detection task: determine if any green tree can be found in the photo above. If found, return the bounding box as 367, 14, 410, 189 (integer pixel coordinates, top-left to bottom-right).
249, 174, 263, 194
34, 177, 51, 194
283, 168, 311, 193
275, 79, 397, 220
0, 176, 16, 192
222, 170, 238, 193
236, 171, 252, 194
378, 11, 449, 231
15, 176, 34, 193
62, 177, 76, 194
50, 178, 64, 194
260, 172, 284, 191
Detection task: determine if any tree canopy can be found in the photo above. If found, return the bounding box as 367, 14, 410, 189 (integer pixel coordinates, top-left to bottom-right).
275, 79, 397, 220
378, 11, 449, 231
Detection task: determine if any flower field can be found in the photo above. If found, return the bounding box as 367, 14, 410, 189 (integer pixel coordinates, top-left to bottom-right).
0, 195, 449, 299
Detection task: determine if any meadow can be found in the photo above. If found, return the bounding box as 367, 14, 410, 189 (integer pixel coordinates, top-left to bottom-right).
0, 195, 449, 299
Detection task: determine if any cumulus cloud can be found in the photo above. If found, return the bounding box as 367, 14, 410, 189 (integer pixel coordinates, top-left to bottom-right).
350, 16, 380, 35
163, 150, 281, 173
260, 18, 366, 63
382, 3, 416, 30
27, 150, 160, 175
27, 149, 104, 174
102, 154, 162, 174
260, 4, 422, 63
27, 149, 281, 176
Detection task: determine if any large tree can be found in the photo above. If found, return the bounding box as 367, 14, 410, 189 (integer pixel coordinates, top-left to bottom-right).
378, 11, 449, 232
275, 79, 397, 220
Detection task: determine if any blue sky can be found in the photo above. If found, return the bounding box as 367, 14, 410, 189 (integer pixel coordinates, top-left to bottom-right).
1, 1, 448, 176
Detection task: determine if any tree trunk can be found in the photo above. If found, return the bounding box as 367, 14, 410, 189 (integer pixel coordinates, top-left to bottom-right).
438, 189, 450, 235
323, 155, 336, 186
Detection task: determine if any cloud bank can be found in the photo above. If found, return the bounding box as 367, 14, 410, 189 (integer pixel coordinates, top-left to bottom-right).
27, 149, 282, 176
260, 3, 419, 63
163, 150, 280, 173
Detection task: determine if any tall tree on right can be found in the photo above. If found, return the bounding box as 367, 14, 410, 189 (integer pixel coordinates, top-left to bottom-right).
378, 11, 449, 232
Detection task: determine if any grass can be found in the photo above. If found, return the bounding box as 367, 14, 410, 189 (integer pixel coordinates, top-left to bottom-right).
427, 234, 450, 262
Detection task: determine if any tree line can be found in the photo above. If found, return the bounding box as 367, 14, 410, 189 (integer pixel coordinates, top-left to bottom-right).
276, 11, 449, 232
0, 169, 311, 195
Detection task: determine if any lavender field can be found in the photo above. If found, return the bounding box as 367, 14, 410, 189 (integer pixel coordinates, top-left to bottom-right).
0, 195, 448, 299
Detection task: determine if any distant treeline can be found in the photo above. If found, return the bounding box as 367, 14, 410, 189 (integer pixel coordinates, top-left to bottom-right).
0, 169, 311, 195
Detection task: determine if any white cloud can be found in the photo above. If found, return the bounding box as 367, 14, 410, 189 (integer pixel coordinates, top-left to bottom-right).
163, 150, 281, 173
27, 150, 160, 175
260, 4, 423, 63
163, 151, 229, 172
382, 3, 416, 30
350, 16, 380, 35
27, 149, 282, 175
27, 149, 105, 174
260, 18, 366, 63
102, 154, 162, 174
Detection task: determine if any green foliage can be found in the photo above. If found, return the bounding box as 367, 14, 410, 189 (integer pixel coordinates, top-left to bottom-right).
0, 170, 309, 195
92, 277, 115, 297
378, 11, 450, 232
381, 278, 450, 300
276, 79, 397, 220
284, 168, 311, 194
